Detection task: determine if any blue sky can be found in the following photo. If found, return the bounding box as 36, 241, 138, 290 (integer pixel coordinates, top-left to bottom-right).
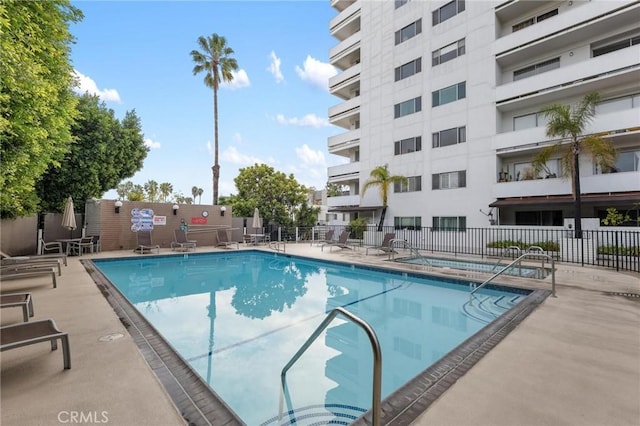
70, 1, 343, 203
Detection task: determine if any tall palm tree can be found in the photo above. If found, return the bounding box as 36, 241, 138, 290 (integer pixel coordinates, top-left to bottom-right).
362, 164, 407, 231
197, 187, 204, 204
191, 33, 238, 205
192, 186, 199, 203
533, 92, 616, 238
144, 180, 159, 202
159, 182, 173, 202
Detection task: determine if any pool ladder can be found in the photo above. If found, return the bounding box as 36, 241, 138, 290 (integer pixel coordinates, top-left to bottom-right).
470, 252, 557, 305
280, 307, 382, 426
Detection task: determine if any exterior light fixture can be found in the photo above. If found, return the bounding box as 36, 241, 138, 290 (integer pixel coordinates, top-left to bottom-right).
220, 206, 227, 217
172, 204, 180, 215
114, 200, 123, 214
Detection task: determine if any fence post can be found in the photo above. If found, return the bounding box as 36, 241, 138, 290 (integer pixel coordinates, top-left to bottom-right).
615, 231, 619, 272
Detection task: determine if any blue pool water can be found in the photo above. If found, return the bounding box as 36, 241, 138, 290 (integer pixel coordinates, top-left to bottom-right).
93, 252, 528, 425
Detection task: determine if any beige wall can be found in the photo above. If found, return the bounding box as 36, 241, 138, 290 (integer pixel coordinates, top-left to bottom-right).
0, 216, 38, 256
98, 200, 233, 251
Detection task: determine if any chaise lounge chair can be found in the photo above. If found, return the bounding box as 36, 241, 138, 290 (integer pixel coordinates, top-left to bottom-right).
1, 257, 63, 276
365, 233, 397, 255
171, 229, 197, 252
313, 229, 335, 246
0, 265, 58, 288
216, 230, 238, 249
133, 231, 160, 254
1, 292, 34, 322
0, 319, 71, 369
1, 249, 67, 267
321, 230, 355, 252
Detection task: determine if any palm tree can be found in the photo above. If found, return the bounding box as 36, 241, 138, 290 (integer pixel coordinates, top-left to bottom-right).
192, 186, 199, 203
144, 180, 159, 202
191, 33, 238, 206
197, 187, 204, 204
533, 92, 616, 238
159, 182, 173, 202
362, 164, 408, 231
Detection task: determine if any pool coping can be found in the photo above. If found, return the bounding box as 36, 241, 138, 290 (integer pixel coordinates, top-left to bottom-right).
83, 252, 550, 426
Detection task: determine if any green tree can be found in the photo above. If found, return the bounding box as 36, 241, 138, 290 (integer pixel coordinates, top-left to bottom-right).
326, 182, 344, 197
116, 181, 133, 200
145, 180, 159, 202
533, 92, 616, 238
362, 164, 407, 231
0, 0, 83, 217
159, 182, 173, 202
37, 94, 148, 212
128, 184, 145, 201
228, 164, 308, 226
197, 187, 204, 204
191, 33, 238, 206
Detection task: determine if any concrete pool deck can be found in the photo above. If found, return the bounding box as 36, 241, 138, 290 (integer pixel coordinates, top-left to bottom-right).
1, 243, 639, 426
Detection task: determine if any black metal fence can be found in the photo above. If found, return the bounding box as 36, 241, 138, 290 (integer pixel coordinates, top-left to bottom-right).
274, 225, 639, 273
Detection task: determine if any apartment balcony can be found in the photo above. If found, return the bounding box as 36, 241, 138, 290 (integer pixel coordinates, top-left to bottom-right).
330, 31, 361, 71
327, 194, 361, 207
329, 96, 360, 129
495, 0, 558, 24
331, 0, 356, 13
330, 0, 360, 41
327, 162, 360, 184
495, 1, 639, 64
328, 129, 360, 156
492, 171, 639, 199
495, 107, 640, 152
496, 47, 640, 112
329, 63, 361, 100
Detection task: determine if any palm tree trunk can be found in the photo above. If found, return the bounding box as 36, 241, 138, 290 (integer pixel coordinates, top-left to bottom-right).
212, 86, 220, 205
573, 150, 582, 239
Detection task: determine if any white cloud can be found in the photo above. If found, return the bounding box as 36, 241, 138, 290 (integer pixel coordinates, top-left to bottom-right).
232, 133, 244, 144
294, 56, 337, 91
144, 137, 161, 149
275, 113, 330, 128
221, 146, 264, 166
220, 69, 250, 90
206, 141, 213, 155
73, 70, 121, 103
267, 51, 284, 83
296, 144, 326, 167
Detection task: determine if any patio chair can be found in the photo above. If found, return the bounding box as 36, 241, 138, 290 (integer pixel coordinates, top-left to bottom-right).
134, 231, 160, 254
321, 230, 355, 252
40, 238, 63, 254
1, 292, 34, 322
0, 319, 71, 369
365, 233, 397, 255
0, 265, 58, 288
216, 230, 238, 249
313, 229, 335, 246
68, 236, 94, 256
2, 248, 68, 267
171, 229, 197, 252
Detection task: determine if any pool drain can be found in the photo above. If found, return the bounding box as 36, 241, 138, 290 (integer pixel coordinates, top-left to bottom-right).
98, 333, 125, 342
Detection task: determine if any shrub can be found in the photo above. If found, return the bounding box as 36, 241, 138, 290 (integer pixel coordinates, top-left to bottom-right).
346, 218, 367, 239
487, 240, 559, 251
597, 245, 639, 257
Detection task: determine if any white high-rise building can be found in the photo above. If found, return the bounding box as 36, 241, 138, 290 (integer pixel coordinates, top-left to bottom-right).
326, 0, 640, 229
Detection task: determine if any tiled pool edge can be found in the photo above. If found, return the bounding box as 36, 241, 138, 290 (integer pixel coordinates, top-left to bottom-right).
353, 288, 551, 426
82, 260, 244, 426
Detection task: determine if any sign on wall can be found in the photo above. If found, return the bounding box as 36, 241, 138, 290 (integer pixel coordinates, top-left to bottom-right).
131, 208, 154, 232
153, 216, 167, 226
191, 217, 208, 225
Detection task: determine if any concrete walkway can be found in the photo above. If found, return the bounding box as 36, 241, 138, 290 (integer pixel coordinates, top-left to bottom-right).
1, 244, 638, 426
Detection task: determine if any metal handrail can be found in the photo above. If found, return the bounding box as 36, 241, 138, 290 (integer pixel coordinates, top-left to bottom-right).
269, 240, 286, 253
490, 246, 522, 272
389, 239, 433, 266
470, 252, 556, 302
280, 307, 382, 426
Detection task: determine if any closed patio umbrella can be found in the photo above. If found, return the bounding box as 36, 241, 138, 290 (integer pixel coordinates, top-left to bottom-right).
252, 208, 261, 230
61, 196, 77, 237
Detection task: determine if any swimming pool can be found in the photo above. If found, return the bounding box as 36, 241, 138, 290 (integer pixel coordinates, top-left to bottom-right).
91, 251, 537, 425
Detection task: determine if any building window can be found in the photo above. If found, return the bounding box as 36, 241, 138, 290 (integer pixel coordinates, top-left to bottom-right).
394, 176, 422, 193
395, 58, 422, 81
512, 8, 558, 32
394, 96, 422, 118
395, 19, 422, 45
513, 57, 560, 81
595, 93, 640, 115
513, 112, 549, 131
593, 33, 640, 57
432, 170, 466, 190
394, 216, 422, 230
395, 0, 409, 9
432, 216, 466, 231
595, 150, 640, 174
432, 126, 466, 148
432, 0, 465, 26
432, 82, 465, 107
515, 211, 562, 226
432, 39, 465, 66
394, 136, 422, 155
